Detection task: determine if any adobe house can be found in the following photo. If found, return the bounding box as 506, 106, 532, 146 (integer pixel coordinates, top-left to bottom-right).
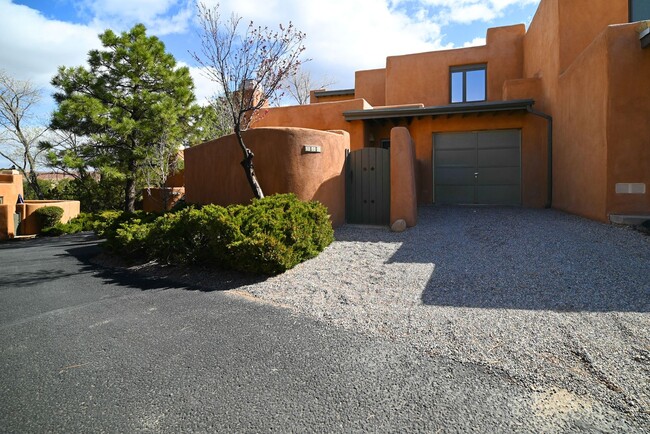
0, 170, 80, 240
251, 0, 650, 224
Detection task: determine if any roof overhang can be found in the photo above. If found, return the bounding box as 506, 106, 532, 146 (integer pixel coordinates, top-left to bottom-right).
343, 99, 536, 122
313, 88, 355, 98
640, 27, 650, 49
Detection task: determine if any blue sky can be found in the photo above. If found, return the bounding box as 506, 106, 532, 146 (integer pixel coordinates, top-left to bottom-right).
0, 0, 541, 168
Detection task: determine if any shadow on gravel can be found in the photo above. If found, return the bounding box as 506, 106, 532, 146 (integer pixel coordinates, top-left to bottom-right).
64, 243, 267, 293
337, 206, 650, 313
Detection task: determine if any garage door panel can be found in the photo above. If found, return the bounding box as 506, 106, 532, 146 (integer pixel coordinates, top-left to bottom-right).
477, 130, 520, 149
477, 148, 520, 167
477, 167, 520, 185
436, 186, 475, 204
435, 132, 476, 150
435, 167, 476, 185
477, 185, 521, 205
435, 149, 476, 167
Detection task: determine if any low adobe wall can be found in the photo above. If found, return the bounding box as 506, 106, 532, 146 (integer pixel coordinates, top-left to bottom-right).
0, 204, 18, 240
184, 127, 349, 227
15, 200, 81, 236
142, 187, 185, 213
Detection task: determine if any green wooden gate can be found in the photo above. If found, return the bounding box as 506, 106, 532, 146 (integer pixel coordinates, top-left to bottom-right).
346, 148, 390, 225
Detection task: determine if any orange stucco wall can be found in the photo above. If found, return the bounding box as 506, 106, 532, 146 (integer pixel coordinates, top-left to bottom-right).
558, 0, 627, 73
554, 30, 609, 221
309, 91, 355, 104
390, 127, 417, 227
15, 200, 81, 236
355, 69, 386, 106
605, 23, 650, 217
255, 99, 368, 151
0, 171, 24, 207
184, 127, 349, 227
142, 187, 185, 213
384, 24, 525, 107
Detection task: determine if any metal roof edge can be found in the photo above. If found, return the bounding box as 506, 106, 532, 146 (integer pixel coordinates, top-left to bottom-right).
343, 99, 535, 121
313, 88, 356, 97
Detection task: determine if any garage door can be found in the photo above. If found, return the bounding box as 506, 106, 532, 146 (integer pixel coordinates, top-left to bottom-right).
434, 130, 521, 205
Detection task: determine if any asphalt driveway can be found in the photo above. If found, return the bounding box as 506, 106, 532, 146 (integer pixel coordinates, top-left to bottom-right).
0, 207, 648, 432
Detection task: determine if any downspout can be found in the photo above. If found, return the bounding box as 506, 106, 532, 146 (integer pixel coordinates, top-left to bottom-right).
527, 106, 553, 208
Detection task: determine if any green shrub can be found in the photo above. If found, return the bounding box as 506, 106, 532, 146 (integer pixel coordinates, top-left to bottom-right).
229, 194, 334, 274
95, 193, 334, 275
40, 212, 99, 237
34, 206, 64, 230
110, 219, 155, 259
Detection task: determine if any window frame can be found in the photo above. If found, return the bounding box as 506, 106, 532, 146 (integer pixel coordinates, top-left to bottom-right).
450, 64, 487, 104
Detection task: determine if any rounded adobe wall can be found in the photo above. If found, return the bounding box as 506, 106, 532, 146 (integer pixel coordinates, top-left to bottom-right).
184, 127, 349, 227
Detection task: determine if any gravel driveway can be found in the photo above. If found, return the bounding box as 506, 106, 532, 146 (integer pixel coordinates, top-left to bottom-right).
237, 206, 650, 425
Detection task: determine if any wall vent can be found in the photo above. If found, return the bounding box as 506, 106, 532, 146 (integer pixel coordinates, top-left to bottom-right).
615, 183, 646, 194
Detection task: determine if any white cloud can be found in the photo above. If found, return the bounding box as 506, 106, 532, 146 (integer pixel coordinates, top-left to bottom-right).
463, 37, 486, 47
196, 0, 451, 88
0, 0, 101, 89
79, 0, 194, 35
396, 0, 539, 25
179, 63, 220, 106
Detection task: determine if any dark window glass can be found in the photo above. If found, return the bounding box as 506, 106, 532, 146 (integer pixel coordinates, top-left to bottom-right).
631, 0, 650, 21
449, 65, 486, 103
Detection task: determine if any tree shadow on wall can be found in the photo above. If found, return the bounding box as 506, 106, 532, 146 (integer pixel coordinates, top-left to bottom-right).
336, 206, 650, 313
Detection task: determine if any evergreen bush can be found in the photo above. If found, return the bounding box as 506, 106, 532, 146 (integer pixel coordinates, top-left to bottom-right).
99, 193, 334, 275
34, 206, 64, 231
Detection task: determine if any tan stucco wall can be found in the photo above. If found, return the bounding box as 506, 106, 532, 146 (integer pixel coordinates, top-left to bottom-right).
390, 127, 417, 227
184, 127, 349, 227
355, 69, 387, 106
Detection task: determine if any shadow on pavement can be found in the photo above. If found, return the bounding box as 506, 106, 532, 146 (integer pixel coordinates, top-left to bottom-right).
64, 242, 267, 293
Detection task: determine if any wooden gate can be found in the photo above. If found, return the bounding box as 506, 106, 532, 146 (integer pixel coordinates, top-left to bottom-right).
346, 148, 390, 225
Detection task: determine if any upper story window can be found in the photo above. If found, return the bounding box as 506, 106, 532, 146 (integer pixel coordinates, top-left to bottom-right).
630, 0, 650, 21
450, 64, 486, 103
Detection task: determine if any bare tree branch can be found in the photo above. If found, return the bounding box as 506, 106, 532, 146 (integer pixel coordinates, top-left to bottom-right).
0, 69, 48, 198
190, 2, 307, 199
283, 68, 336, 105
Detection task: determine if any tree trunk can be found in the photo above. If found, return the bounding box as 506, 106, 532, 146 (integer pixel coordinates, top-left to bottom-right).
27, 171, 44, 200
124, 160, 137, 212
234, 129, 264, 199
